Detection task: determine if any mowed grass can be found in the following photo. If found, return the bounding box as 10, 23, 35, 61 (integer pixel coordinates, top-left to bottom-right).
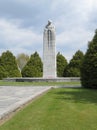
0, 88, 97, 130
0, 80, 80, 86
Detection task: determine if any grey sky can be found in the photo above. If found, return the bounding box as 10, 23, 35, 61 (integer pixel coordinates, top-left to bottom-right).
0, 0, 97, 61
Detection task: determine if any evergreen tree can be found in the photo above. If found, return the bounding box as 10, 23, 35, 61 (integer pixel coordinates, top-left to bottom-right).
0, 57, 7, 79
0, 50, 21, 77
57, 52, 67, 77
0, 66, 7, 80
64, 50, 84, 77
81, 30, 97, 88
21, 52, 43, 77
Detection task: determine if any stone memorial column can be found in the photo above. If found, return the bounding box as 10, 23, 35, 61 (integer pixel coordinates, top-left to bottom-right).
43, 20, 56, 78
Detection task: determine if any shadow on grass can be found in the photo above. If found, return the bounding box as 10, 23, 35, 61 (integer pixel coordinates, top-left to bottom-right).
55, 88, 97, 104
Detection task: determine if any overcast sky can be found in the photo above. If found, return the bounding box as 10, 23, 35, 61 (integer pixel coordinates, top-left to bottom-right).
0, 0, 97, 61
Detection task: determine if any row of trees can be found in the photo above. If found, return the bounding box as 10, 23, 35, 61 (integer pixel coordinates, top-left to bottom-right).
1, 29, 97, 88
0, 50, 84, 79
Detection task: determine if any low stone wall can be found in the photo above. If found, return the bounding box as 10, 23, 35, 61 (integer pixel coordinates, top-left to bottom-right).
4, 77, 80, 82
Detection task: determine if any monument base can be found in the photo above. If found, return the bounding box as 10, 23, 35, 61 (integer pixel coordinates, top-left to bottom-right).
4, 77, 80, 82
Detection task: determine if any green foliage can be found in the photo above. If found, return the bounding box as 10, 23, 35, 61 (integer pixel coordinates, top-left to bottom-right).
21, 52, 43, 77
81, 30, 97, 88
64, 50, 84, 77
0, 50, 21, 78
16, 53, 29, 71
65, 68, 80, 77
0, 65, 7, 80
57, 52, 67, 77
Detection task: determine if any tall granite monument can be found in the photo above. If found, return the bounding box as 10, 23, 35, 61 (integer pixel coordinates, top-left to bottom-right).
43, 20, 56, 78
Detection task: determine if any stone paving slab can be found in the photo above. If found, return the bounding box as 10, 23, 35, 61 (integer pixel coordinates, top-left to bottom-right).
0, 86, 51, 119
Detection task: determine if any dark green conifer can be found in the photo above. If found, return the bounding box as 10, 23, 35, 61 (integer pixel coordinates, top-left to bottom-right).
21, 52, 43, 77
81, 30, 97, 88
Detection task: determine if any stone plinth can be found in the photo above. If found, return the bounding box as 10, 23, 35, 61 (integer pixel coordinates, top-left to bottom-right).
4, 77, 80, 82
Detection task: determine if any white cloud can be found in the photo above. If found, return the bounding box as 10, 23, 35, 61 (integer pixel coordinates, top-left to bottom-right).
57, 28, 93, 47
0, 18, 42, 56
52, 0, 97, 60
56, 27, 94, 61
0, 0, 97, 61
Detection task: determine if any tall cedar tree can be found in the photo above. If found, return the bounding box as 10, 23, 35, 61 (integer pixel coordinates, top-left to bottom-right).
64, 50, 84, 77
21, 52, 43, 77
81, 30, 97, 88
0, 50, 21, 77
0, 57, 7, 79
57, 52, 67, 77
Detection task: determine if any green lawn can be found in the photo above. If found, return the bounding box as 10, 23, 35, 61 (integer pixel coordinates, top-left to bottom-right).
0, 80, 80, 86
0, 88, 97, 130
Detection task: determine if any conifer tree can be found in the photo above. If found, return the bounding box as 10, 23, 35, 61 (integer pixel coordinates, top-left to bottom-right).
21, 52, 43, 77
81, 30, 97, 88
57, 52, 67, 77
64, 50, 84, 77
0, 50, 21, 77
0, 57, 7, 79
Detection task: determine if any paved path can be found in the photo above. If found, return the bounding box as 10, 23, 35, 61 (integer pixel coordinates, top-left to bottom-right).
0, 86, 51, 120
